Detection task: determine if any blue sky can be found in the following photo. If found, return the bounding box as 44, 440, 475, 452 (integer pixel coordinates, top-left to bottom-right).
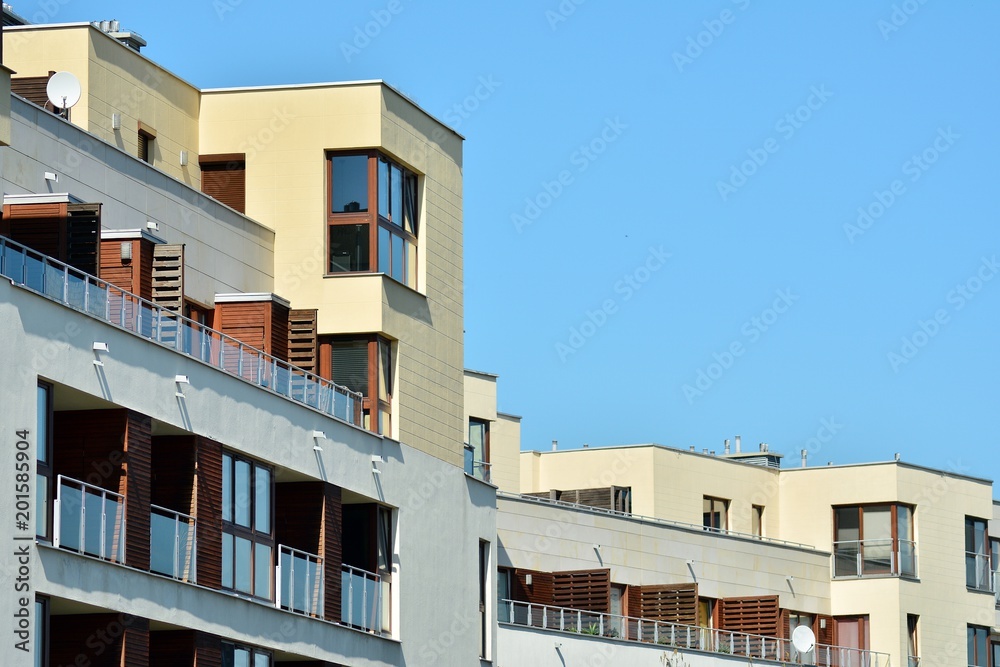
33, 1, 1000, 475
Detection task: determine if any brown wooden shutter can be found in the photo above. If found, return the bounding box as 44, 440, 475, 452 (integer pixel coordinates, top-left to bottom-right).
152, 244, 184, 310
2, 202, 67, 260
195, 436, 224, 589
552, 569, 611, 613
200, 153, 247, 213
719, 595, 780, 637
323, 483, 344, 622
194, 632, 223, 667
11, 72, 56, 110
637, 584, 698, 625
512, 569, 554, 605
289, 309, 319, 373
122, 616, 150, 667
120, 411, 152, 571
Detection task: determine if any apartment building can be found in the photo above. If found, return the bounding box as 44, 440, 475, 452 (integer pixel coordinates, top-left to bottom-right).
469, 373, 999, 667
0, 17, 495, 667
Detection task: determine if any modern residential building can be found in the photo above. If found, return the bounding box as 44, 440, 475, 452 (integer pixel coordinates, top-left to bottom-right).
469, 373, 1000, 667
0, 15, 495, 667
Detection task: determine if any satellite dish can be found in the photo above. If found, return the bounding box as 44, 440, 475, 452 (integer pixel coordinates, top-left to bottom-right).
792, 625, 816, 653
46, 71, 82, 114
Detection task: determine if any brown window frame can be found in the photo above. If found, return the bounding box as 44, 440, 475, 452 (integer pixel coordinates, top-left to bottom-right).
703, 496, 729, 532
222, 641, 272, 667
319, 334, 393, 435
968, 624, 989, 667
966, 516, 991, 590
326, 151, 419, 288
833, 503, 915, 577
221, 451, 274, 602
138, 122, 156, 165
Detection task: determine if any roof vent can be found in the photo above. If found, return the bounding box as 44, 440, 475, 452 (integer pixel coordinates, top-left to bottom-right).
92, 19, 147, 52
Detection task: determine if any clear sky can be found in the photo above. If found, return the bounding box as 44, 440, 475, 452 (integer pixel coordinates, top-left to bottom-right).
29, 1, 1000, 476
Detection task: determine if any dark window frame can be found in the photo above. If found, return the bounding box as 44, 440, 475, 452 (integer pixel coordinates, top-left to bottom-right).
222, 641, 272, 667
966, 516, 991, 591
138, 122, 156, 165
968, 624, 989, 667
703, 496, 729, 531
36, 381, 53, 542
221, 451, 275, 601
326, 150, 419, 288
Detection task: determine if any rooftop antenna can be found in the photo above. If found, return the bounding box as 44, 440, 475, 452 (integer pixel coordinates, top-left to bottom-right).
46, 71, 81, 120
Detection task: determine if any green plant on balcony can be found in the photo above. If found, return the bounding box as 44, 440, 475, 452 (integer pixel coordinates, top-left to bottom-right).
582, 623, 601, 635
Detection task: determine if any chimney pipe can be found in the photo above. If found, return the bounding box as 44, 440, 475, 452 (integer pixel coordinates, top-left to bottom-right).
759, 442, 768, 453
582, 443, 589, 449
724, 439, 731, 455
702, 448, 709, 455
801, 449, 808, 468
735, 435, 741, 453
551, 440, 558, 452
689, 446, 695, 452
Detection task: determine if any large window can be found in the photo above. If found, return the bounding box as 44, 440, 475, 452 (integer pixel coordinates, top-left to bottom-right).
36, 382, 52, 541
833, 504, 915, 577
324, 335, 393, 435
222, 452, 274, 600
222, 642, 271, 667
907, 614, 919, 667
968, 625, 989, 667
327, 151, 419, 287
466, 418, 490, 481
966, 517, 991, 591
703, 496, 728, 531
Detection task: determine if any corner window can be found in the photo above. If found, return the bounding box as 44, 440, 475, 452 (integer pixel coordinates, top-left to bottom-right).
221, 452, 274, 600
703, 496, 728, 531
966, 517, 991, 591
327, 151, 419, 288
324, 335, 393, 435
833, 504, 915, 578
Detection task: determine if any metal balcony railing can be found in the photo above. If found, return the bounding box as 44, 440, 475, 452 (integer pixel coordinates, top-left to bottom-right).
0, 235, 363, 426
342, 564, 387, 634
464, 444, 491, 482
966, 552, 994, 592
500, 600, 891, 667
53, 474, 126, 563
833, 539, 917, 578
276, 544, 324, 618
150, 504, 196, 582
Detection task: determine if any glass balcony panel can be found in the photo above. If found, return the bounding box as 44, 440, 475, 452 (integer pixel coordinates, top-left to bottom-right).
341, 565, 382, 633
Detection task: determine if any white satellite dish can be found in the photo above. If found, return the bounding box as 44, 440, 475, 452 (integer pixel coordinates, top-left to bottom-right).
792, 625, 816, 653
46, 71, 82, 116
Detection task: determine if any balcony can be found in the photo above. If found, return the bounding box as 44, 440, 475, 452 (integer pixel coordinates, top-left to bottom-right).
342, 564, 388, 634
464, 444, 491, 483
966, 552, 994, 593
149, 504, 196, 582
833, 539, 916, 578
53, 475, 125, 563
500, 599, 891, 667
0, 235, 363, 426
276, 544, 323, 617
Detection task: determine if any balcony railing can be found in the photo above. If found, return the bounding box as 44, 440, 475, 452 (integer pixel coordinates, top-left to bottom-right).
276, 544, 323, 617
464, 444, 491, 483
0, 235, 363, 427
149, 504, 196, 582
833, 539, 917, 578
53, 475, 125, 563
966, 552, 994, 592
342, 564, 387, 634
500, 600, 891, 667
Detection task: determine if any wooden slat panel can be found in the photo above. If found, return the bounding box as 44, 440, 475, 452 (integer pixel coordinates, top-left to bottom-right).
11, 73, 55, 109
151, 436, 196, 514
323, 483, 343, 622
553, 569, 611, 613
100, 238, 135, 293
152, 244, 184, 312
53, 409, 128, 492
194, 632, 222, 667
288, 309, 318, 373
200, 158, 246, 213
512, 569, 554, 605
3, 202, 66, 260
66, 203, 100, 276
719, 595, 780, 637
138, 237, 155, 300
270, 300, 290, 361
195, 436, 223, 589
123, 616, 150, 667
639, 584, 698, 625
816, 614, 835, 647
121, 411, 152, 571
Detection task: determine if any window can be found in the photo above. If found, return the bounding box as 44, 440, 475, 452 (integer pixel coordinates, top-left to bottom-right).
833, 504, 915, 577
752, 505, 764, 538
906, 615, 919, 667
613, 486, 632, 514
222, 642, 271, 667
325, 335, 393, 435
137, 122, 156, 165
479, 541, 490, 659
703, 496, 728, 531
36, 382, 52, 540
221, 452, 273, 600
966, 517, 991, 591
497, 567, 511, 623
968, 625, 989, 667
466, 418, 490, 481
327, 151, 419, 287
200, 153, 247, 213
34, 596, 48, 667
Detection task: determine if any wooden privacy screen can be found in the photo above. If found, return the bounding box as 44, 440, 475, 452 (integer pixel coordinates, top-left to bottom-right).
719, 595, 780, 636
3, 202, 101, 276
627, 583, 698, 625
552, 569, 611, 613
512, 568, 554, 605
288, 308, 319, 373
524, 486, 630, 512
151, 244, 184, 311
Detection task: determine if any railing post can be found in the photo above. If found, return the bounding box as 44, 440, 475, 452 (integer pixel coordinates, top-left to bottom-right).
542, 606, 547, 630
576, 610, 581, 633
653, 620, 658, 644
560, 608, 564, 631
599, 613, 603, 636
